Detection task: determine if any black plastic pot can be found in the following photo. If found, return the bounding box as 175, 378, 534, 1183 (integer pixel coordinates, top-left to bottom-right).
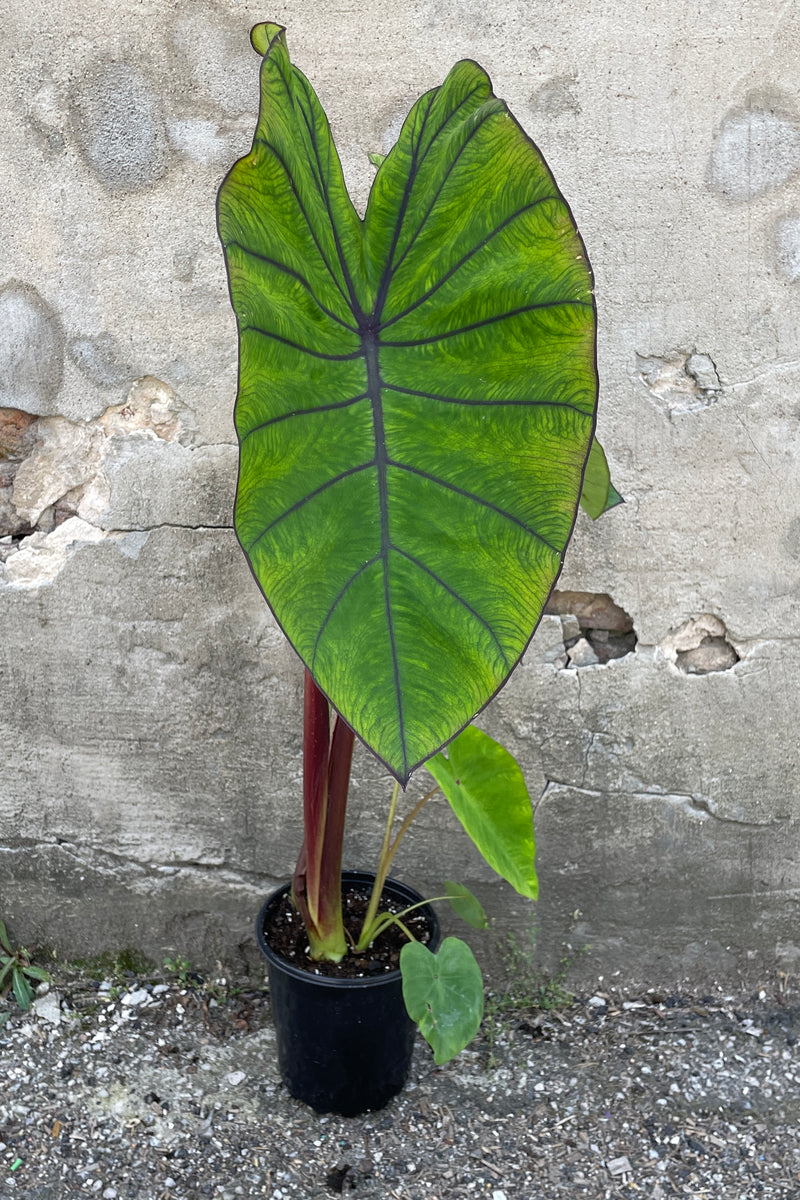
256, 870, 439, 1116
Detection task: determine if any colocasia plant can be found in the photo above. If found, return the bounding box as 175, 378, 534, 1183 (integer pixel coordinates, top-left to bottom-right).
218, 23, 618, 1063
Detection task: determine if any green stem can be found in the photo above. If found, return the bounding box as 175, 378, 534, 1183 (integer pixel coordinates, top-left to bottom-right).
357, 783, 441, 953
360, 780, 401, 943
360, 894, 452, 949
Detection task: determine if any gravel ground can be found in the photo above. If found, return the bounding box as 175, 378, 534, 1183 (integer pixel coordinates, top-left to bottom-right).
1, 966, 799, 1200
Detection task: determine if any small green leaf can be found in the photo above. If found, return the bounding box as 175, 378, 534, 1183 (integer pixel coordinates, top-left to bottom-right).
444, 881, 488, 930
427, 726, 538, 899
401, 937, 484, 1064
579, 436, 623, 519
607, 481, 623, 509
367, 151, 386, 167
23, 965, 51, 983
0, 921, 11, 955
0, 1011, 10, 1029
11, 968, 34, 1011
0, 959, 14, 989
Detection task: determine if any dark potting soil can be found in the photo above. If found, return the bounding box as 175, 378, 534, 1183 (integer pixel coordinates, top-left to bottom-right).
263, 883, 433, 979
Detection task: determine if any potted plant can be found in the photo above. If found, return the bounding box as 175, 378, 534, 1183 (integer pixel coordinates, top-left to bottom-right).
217, 22, 618, 1115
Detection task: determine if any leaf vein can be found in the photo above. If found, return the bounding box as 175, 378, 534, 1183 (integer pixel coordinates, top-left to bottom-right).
392, 545, 510, 669
246, 462, 374, 552
239, 393, 369, 444
378, 196, 560, 329
381, 299, 593, 347
311, 553, 382, 672
242, 324, 361, 361
382, 382, 593, 417
225, 240, 358, 331
252, 136, 350, 307
379, 104, 503, 308
388, 460, 562, 555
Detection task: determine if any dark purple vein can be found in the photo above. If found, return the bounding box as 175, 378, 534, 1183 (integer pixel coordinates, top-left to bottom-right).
291, 71, 364, 318
378, 104, 503, 308
242, 324, 361, 361
372, 86, 484, 322
370, 90, 437, 323
252, 136, 350, 308
387, 459, 563, 555
311, 554, 382, 672
392, 545, 509, 669
382, 382, 593, 418
246, 462, 374, 553
378, 197, 558, 330
413, 83, 484, 179
225, 240, 358, 332
380, 299, 592, 347
362, 326, 407, 774
239, 393, 369, 444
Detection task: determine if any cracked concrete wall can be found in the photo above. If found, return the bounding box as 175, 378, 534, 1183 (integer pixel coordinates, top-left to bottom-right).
1, 0, 799, 989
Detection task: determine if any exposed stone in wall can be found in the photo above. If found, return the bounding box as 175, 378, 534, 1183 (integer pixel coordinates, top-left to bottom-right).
0, 376, 230, 587
661, 614, 741, 675
634, 351, 722, 418
545, 590, 637, 668
12, 417, 104, 528
0, 408, 39, 548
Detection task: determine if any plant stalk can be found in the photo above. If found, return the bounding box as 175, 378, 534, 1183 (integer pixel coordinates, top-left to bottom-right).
292, 671, 351, 961
356, 783, 439, 951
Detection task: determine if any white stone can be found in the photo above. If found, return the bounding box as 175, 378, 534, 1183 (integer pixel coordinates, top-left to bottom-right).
12, 417, 104, 526
566, 638, 599, 668
120, 988, 150, 1007
33, 991, 62, 1026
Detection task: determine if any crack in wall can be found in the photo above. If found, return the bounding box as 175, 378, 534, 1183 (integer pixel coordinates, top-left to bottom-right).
537, 781, 785, 830
1, 839, 273, 886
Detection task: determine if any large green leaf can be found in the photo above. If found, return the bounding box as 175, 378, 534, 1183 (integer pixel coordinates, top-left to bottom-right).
426, 725, 538, 899
218, 24, 598, 783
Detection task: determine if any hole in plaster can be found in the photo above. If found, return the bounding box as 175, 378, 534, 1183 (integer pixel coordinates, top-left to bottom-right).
661, 615, 741, 674
634, 350, 722, 418
675, 635, 740, 675
1, 378, 188, 578
545, 590, 637, 668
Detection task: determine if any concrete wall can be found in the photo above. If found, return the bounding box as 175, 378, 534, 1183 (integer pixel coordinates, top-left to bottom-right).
2, 0, 799, 989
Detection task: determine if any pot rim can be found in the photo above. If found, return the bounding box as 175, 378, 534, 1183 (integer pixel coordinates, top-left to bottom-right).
255, 869, 440, 990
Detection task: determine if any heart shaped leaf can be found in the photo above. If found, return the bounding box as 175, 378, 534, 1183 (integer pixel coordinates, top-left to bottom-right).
218, 25, 598, 783
400, 936, 484, 1064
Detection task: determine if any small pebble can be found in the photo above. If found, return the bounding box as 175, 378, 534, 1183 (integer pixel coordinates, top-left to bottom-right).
120, 989, 149, 1008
